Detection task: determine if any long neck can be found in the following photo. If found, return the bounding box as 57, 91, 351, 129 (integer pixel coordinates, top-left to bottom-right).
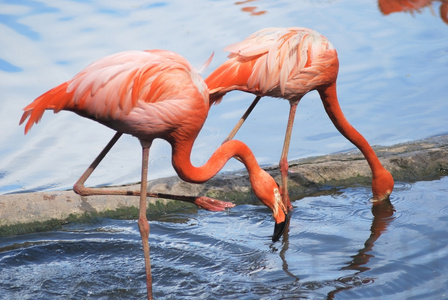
318, 82, 385, 175
171, 138, 261, 184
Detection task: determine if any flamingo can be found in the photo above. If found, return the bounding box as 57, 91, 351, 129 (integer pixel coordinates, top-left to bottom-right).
20, 49, 288, 299
378, 0, 448, 24
205, 27, 394, 210
378, 0, 433, 14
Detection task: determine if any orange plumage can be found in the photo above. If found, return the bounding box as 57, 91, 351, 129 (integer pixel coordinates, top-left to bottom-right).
206, 27, 394, 206
20, 49, 288, 299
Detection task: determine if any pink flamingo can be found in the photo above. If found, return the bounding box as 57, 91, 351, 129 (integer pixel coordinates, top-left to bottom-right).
20, 49, 288, 299
378, 0, 448, 24
205, 27, 394, 210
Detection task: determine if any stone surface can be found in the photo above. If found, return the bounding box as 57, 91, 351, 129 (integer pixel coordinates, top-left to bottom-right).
1, 135, 446, 234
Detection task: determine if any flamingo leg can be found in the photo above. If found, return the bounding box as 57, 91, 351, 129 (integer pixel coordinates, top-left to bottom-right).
224, 95, 295, 212
73, 132, 123, 195
223, 96, 261, 143
138, 144, 153, 300
73, 133, 234, 211
279, 102, 297, 212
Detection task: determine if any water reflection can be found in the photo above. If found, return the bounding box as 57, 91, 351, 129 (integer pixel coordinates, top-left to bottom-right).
2, 177, 448, 298
379, 0, 448, 24
275, 197, 396, 298
235, 0, 267, 16
341, 199, 395, 272
329, 199, 395, 298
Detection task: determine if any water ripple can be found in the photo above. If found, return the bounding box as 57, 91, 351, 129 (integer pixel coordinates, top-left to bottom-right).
1, 178, 448, 299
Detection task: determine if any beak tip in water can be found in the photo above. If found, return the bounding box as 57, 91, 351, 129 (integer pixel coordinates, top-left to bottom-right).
272, 213, 290, 242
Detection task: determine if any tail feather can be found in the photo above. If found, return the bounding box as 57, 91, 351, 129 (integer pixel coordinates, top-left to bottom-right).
20, 82, 72, 134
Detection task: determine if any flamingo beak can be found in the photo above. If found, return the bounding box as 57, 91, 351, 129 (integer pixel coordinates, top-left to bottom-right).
271, 186, 290, 242
272, 213, 290, 242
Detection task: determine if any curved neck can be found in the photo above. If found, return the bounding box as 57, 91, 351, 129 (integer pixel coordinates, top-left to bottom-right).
318, 82, 385, 175
171, 139, 260, 184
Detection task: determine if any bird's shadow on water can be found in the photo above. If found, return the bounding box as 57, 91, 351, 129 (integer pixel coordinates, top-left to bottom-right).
270, 197, 396, 297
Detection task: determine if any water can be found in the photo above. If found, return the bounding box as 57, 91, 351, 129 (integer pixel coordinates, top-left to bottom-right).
1, 177, 447, 299
1, 1, 448, 299
0, 0, 447, 194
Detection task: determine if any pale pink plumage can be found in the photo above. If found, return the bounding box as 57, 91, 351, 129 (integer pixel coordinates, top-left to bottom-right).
206, 27, 394, 207
20, 49, 287, 299
21, 50, 209, 141
207, 27, 337, 103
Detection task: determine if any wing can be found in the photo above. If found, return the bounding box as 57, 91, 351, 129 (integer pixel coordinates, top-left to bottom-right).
20, 50, 208, 134
206, 27, 336, 102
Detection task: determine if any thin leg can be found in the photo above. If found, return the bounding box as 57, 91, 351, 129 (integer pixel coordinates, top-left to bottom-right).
73, 132, 123, 195
223, 96, 261, 143
224, 95, 295, 211
279, 103, 297, 212
73, 132, 234, 211
138, 145, 153, 300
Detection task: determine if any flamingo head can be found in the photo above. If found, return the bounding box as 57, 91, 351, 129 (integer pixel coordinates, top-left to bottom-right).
371, 169, 394, 202
250, 169, 289, 242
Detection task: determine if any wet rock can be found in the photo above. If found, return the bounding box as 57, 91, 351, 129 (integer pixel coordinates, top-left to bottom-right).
0, 135, 446, 235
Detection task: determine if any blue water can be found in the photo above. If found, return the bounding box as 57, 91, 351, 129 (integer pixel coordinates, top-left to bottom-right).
0, 1, 448, 299
0, 0, 447, 194
1, 177, 447, 299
